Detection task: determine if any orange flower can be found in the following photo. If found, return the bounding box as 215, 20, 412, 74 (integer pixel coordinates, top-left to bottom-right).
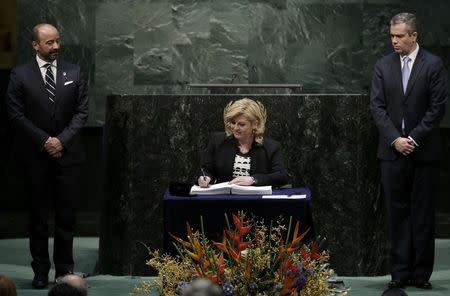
207, 275, 219, 284
202, 261, 210, 270
291, 222, 310, 246
186, 250, 200, 262
229, 246, 241, 264
212, 230, 228, 253
285, 243, 299, 254
192, 238, 204, 260
277, 241, 286, 261
244, 257, 251, 280
169, 233, 192, 249
217, 254, 225, 275
185, 221, 193, 236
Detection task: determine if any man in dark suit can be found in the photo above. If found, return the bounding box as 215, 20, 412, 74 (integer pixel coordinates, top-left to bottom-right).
6, 23, 88, 289
370, 13, 447, 290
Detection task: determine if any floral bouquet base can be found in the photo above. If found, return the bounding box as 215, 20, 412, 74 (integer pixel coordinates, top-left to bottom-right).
133, 212, 348, 296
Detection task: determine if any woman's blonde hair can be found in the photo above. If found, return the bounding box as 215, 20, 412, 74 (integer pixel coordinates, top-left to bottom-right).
223, 98, 267, 145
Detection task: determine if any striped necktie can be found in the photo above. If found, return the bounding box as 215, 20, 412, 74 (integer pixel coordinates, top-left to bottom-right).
44, 63, 56, 102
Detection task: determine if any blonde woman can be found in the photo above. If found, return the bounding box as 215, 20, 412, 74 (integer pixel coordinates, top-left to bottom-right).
198, 98, 288, 188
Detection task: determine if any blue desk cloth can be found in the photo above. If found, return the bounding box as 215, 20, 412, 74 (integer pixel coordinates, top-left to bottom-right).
163, 188, 314, 255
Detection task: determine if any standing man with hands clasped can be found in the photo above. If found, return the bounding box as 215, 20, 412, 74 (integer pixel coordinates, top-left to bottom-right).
370, 13, 448, 290
6, 23, 88, 289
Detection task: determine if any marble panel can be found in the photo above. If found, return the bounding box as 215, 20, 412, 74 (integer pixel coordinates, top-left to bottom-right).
285, 2, 327, 92
133, 1, 177, 85
94, 1, 137, 125
208, 1, 249, 84
322, 4, 365, 93
171, 36, 212, 86
248, 2, 288, 83
171, 0, 212, 84
250, 0, 288, 9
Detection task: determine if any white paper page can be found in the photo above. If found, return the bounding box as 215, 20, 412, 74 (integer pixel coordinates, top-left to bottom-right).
190, 182, 231, 195
261, 194, 306, 199
231, 184, 272, 195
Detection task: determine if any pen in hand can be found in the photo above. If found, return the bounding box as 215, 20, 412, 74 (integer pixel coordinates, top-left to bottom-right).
200, 167, 207, 181
199, 168, 211, 188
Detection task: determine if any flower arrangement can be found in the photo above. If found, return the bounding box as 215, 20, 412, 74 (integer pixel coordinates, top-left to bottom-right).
133, 212, 345, 296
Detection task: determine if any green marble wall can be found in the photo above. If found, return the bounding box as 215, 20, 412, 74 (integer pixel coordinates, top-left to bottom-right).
99, 94, 385, 276
17, 0, 450, 126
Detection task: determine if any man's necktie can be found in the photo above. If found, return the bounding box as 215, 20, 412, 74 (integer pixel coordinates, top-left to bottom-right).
402, 56, 411, 94
45, 63, 56, 102
401, 56, 411, 135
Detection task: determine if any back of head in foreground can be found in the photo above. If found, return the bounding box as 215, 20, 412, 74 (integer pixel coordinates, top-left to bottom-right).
51, 274, 88, 296
181, 279, 223, 296
48, 283, 84, 296
381, 288, 408, 296
0, 275, 17, 296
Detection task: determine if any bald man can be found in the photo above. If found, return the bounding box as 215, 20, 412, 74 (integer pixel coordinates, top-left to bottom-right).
56, 274, 88, 296
6, 23, 88, 289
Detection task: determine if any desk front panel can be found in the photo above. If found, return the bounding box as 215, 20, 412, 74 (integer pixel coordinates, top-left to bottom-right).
163, 189, 314, 255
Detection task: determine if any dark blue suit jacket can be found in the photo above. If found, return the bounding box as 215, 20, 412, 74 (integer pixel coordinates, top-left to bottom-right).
6, 58, 88, 166
199, 132, 289, 187
370, 48, 448, 161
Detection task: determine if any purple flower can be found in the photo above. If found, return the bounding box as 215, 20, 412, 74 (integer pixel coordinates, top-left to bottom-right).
296, 274, 307, 291
272, 283, 283, 293
222, 282, 233, 296
176, 281, 191, 294
247, 282, 258, 295
287, 269, 294, 277
297, 260, 302, 271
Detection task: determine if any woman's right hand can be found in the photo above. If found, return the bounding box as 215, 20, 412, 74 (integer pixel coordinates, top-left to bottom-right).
198, 176, 211, 188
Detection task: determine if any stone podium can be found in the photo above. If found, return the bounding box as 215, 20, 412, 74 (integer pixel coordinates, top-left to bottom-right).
99, 94, 388, 276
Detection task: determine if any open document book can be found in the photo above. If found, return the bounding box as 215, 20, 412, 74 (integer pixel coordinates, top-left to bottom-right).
190, 182, 272, 195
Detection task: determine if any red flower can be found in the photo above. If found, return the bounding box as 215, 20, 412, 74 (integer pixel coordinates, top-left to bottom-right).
287, 265, 298, 274
232, 214, 252, 236
238, 241, 250, 251
310, 241, 321, 260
